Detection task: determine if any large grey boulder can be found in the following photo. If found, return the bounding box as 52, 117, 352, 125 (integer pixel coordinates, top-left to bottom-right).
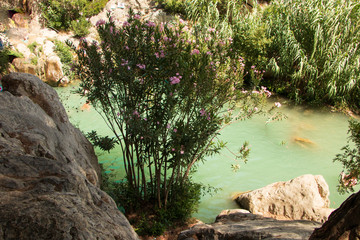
0, 73, 139, 240
309, 190, 360, 240
235, 174, 333, 223
178, 209, 321, 240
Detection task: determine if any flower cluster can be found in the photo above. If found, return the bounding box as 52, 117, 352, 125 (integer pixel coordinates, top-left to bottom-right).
169, 73, 182, 85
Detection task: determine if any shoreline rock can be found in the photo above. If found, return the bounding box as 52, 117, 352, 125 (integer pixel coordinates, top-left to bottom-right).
178, 209, 322, 240
235, 174, 334, 223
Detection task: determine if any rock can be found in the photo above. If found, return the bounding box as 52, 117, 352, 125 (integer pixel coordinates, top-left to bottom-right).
178, 209, 322, 240
0, 9, 10, 32
15, 43, 32, 58
12, 57, 37, 75
12, 13, 29, 28
235, 174, 333, 223
45, 55, 63, 86
145, 9, 175, 23
40, 28, 58, 40
43, 40, 55, 56
5, 28, 29, 44
309, 190, 360, 240
0, 72, 139, 240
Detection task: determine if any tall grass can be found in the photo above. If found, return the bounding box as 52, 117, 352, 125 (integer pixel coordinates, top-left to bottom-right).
184, 0, 360, 110
266, 0, 360, 108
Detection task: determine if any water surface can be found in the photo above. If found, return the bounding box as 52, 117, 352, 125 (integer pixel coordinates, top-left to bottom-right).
56, 84, 357, 223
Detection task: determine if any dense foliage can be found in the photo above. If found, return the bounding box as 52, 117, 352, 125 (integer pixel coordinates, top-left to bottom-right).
182, 0, 360, 110
334, 120, 360, 194
53, 40, 75, 79
73, 9, 273, 235
40, 0, 107, 36
266, 0, 360, 108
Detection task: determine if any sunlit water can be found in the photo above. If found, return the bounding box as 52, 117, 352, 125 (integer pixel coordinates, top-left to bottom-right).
56, 84, 357, 223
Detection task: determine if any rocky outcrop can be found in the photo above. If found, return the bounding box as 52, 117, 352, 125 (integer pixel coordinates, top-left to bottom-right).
235, 174, 333, 223
309, 190, 360, 240
178, 209, 321, 240
44, 55, 63, 86
12, 58, 37, 75
0, 73, 139, 240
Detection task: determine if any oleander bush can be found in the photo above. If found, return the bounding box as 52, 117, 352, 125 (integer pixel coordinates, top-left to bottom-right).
72, 9, 271, 235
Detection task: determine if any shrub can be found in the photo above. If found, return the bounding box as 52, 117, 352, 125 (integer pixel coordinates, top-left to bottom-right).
72, 9, 270, 235
70, 17, 91, 37
185, 0, 270, 87
54, 40, 75, 79
40, 0, 106, 31
156, 0, 186, 15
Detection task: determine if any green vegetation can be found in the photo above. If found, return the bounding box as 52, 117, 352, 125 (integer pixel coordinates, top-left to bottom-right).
0, 49, 9, 75
27, 42, 39, 53
334, 120, 360, 194
53, 40, 75, 79
183, 0, 360, 110
40, 0, 107, 37
70, 17, 91, 37
73, 10, 272, 235
156, 0, 186, 15
265, 0, 360, 108
30, 56, 38, 65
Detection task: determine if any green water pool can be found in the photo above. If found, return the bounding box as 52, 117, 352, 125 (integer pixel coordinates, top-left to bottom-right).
55, 84, 358, 223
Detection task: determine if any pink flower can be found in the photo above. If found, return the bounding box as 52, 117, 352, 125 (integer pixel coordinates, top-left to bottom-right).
146, 21, 156, 27
110, 26, 114, 34
251, 65, 256, 69
170, 75, 182, 85
137, 64, 146, 69
134, 14, 141, 20
341, 172, 358, 187
160, 51, 165, 58
200, 109, 206, 116
172, 148, 175, 151
96, 19, 106, 27
206, 51, 212, 55
123, 21, 130, 27
191, 49, 200, 55
155, 52, 160, 58
173, 128, 177, 133
180, 150, 184, 155
167, 124, 171, 129
208, 27, 215, 32
274, 102, 281, 108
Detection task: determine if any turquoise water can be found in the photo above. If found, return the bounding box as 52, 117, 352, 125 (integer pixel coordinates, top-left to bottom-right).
56, 84, 357, 223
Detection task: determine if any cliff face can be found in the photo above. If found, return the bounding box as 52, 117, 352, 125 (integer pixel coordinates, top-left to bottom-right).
0, 73, 139, 240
